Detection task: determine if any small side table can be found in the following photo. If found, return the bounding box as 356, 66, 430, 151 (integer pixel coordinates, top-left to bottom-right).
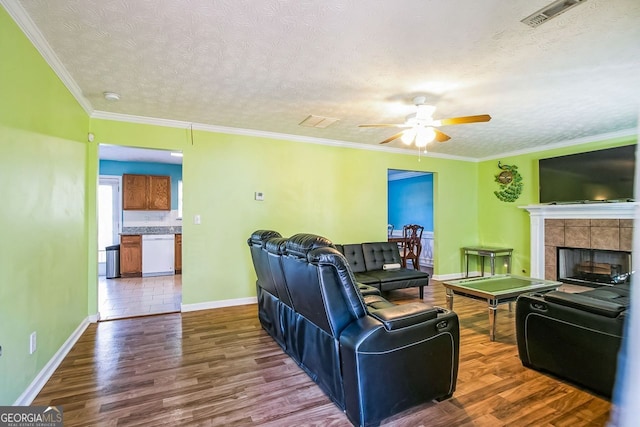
463, 246, 513, 278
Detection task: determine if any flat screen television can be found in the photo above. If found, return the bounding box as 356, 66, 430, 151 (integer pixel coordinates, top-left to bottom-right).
539, 145, 636, 204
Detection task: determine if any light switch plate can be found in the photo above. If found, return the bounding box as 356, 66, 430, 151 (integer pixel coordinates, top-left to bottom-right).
194, 214, 201, 225
29, 332, 36, 354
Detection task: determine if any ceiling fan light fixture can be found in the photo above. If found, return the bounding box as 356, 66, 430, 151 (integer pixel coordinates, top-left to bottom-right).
401, 128, 416, 145
415, 126, 436, 148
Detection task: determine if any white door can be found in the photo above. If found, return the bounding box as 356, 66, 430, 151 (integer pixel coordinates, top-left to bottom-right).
98, 176, 121, 276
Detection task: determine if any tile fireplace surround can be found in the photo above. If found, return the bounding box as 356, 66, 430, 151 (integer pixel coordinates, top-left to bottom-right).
522, 203, 638, 280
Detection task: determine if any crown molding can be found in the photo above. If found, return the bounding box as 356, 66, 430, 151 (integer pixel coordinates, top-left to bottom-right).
91, 110, 477, 162
1, 0, 93, 115
479, 128, 638, 162
6, 0, 632, 163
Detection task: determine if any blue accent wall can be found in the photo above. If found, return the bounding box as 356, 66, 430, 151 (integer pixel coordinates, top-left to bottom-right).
388, 173, 434, 232
99, 160, 182, 209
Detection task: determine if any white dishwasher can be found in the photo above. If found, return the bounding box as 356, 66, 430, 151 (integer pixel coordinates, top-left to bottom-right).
142, 234, 175, 277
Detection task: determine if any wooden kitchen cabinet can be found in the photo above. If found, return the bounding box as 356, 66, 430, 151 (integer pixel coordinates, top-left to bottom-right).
175, 234, 182, 274
122, 174, 147, 210
120, 235, 142, 277
122, 174, 171, 210
148, 175, 171, 210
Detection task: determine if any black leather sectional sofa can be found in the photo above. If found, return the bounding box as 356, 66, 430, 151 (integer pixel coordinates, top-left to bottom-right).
335, 242, 430, 299
248, 230, 459, 426
516, 284, 630, 398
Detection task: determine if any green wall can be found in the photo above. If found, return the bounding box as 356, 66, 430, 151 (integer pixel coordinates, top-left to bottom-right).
0, 6, 89, 404
3, 0, 636, 407
89, 120, 481, 304
477, 136, 637, 276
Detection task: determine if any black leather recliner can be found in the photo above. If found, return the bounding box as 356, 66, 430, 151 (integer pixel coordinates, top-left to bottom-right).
516, 284, 629, 398
248, 230, 460, 426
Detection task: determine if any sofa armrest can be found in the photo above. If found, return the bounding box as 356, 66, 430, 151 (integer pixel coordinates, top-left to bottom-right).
369, 302, 438, 330
544, 291, 625, 318
340, 310, 460, 425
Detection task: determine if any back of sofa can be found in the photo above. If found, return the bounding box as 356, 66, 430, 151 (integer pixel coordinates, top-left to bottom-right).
362, 242, 402, 271
339, 242, 402, 272
282, 234, 366, 335
278, 233, 368, 408
265, 237, 293, 308
247, 230, 284, 347
337, 243, 367, 273
247, 230, 282, 296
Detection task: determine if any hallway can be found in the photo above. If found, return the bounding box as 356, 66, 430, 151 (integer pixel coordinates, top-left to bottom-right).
98, 275, 182, 321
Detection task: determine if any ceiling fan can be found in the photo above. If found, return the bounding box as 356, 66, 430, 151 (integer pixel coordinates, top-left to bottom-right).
359, 96, 491, 148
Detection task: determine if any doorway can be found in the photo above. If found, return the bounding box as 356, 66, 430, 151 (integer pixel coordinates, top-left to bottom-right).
97, 145, 183, 321
98, 176, 121, 276
387, 169, 435, 274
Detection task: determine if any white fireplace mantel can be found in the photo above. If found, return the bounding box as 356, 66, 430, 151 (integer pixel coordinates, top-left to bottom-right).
520, 202, 639, 278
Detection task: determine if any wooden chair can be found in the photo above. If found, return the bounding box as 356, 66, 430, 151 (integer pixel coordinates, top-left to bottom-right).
401, 224, 424, 270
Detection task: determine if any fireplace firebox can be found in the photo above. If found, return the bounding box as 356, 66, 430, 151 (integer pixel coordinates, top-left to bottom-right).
557, 247, 632, 287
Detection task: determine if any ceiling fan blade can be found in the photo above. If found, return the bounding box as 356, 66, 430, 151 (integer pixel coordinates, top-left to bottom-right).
359, 123, 411, 128
434, 129, 451, 143
437, 114, 491, 126
379, 131, 406, 144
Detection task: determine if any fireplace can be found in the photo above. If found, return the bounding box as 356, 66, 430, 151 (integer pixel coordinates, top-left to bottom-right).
557, 247, 632, 287
521, 202, 636, 281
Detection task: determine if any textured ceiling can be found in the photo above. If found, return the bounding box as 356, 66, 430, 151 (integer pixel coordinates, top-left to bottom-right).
5, 0, 640, 160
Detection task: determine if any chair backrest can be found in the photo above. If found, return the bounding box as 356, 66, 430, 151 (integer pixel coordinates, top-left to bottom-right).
280, 233, 366, 336
265, 237, 294, 307
247, 230, 282, 297
402, 224, 424, 241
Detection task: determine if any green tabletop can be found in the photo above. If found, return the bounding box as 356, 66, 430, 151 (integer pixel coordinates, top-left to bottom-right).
442, 274, 562, 341
443, 275, 561, 299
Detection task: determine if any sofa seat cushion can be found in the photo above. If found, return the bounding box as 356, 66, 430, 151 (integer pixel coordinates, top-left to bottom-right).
364, 269, 430, 290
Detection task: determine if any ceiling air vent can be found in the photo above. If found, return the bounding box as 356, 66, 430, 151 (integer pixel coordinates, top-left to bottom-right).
299, 115, 339, 128
521, 0, 588, 28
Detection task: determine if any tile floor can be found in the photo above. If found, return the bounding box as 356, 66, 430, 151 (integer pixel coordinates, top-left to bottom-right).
98, 274, 182, 321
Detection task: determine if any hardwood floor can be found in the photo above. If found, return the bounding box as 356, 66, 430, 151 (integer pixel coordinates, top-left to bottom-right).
34, 280, 610, 426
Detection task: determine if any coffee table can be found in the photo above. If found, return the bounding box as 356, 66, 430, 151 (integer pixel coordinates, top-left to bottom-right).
442, 275, 561, 341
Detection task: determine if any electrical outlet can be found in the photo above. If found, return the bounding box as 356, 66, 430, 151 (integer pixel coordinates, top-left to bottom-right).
254, 192, 264, 201
29, 332, 37, 355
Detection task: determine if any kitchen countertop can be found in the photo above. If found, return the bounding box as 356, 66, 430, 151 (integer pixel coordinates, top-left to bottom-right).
121, 226, 182, 235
